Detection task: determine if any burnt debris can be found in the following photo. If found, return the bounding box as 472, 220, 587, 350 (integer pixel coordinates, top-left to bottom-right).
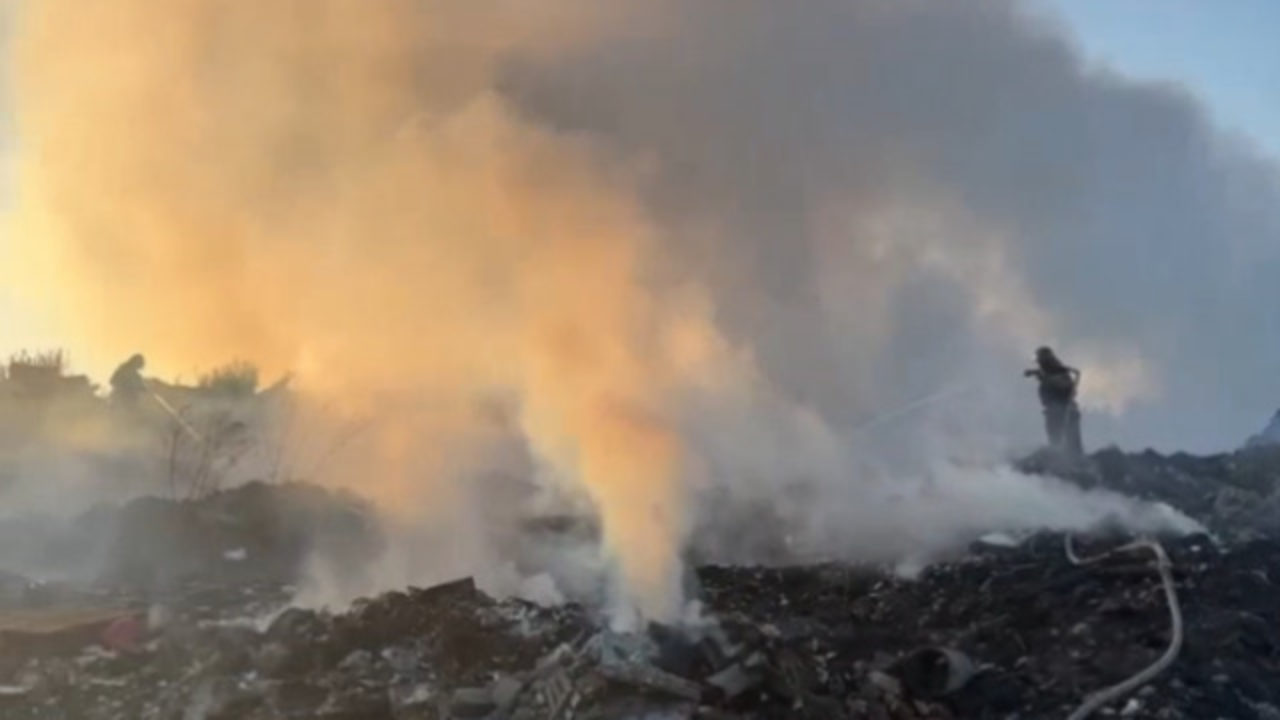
2, 445, 1280, 719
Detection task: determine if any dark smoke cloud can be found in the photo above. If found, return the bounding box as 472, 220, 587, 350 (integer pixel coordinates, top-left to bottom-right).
500, 0, 1280, 453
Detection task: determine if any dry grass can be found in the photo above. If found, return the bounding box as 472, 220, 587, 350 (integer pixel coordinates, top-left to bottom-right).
6, 349, 67, 375
197, 361, 259, 396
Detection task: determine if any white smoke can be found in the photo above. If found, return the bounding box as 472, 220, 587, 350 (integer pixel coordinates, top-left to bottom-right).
1, 0, 1269, 618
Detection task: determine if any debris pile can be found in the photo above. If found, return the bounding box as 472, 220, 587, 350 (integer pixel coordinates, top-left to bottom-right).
1020, 444, 1280, 541
1, 446, 1279, 718
0, 480, 384, 591
1, 527, 1277, 719
1245, 410, 1280, 450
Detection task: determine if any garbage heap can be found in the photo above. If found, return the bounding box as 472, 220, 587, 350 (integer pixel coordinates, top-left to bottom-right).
1019, 444, 1280, 542
1, 525, 1277, 719
3, 444, 1280, 719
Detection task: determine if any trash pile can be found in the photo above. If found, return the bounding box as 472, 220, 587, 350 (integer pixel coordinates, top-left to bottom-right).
1245, 411, 1280, 450
4, 530, 1278, 719
0, 480, 384, 591
1020, 444, 1280, 541
1, 446, 1279, 719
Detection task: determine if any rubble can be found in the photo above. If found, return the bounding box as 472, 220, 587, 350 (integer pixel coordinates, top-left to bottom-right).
0, 480, 384, 593
0, 524, 1275, 719
1018, 444, 1280, 542
2, 445, 1280, 718
1246, 410, 1280, 449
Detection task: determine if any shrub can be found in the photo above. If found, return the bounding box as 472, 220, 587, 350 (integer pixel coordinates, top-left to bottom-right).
197, 361, 259, 397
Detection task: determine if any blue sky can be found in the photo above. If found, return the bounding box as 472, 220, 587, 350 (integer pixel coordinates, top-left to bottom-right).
1038, 0, 1280, 158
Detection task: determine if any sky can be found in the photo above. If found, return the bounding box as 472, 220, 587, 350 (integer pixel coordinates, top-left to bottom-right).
1038, 0, 1280, 158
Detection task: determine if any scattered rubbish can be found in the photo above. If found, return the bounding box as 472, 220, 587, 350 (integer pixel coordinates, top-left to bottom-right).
1, 445, 1279, 718
100, 614, 145, 653
0, 531, 1274, 719
597, 660, 704, 701
704, 657, 762, 700
889, 647, 977, 699
976, 531, 1023, 548
447, 686, 498, 718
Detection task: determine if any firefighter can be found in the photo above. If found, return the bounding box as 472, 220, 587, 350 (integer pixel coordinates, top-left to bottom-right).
110, 353, 148, 406
1024, 346, 1083, 457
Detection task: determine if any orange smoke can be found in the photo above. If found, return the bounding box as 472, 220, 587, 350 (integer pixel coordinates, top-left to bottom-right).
4, 0, 725, 620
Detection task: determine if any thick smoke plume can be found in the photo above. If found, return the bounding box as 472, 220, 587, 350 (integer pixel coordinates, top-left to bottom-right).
3, 0, 1276, 617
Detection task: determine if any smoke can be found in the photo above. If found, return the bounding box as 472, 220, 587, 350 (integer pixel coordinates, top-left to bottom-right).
3, 0, 1276, 618
4, 0, 732, 620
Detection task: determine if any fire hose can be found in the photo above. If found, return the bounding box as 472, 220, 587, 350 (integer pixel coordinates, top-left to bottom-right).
848, 381, 983, 436
1062, 535, 1183, 720
146, 386, 208, 447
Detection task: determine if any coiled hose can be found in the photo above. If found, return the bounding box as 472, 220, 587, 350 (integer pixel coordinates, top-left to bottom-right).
1062, 535, 1183, 720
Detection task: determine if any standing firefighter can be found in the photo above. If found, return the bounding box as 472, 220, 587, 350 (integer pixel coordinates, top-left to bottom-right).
1024, 346, 1083, 457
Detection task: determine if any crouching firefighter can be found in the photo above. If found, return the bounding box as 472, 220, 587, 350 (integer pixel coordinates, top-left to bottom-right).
110, 353, 148, 407
1024, 346, 1084, 457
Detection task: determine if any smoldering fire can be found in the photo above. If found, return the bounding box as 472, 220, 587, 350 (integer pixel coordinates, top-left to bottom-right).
1, 0, 1277, 620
